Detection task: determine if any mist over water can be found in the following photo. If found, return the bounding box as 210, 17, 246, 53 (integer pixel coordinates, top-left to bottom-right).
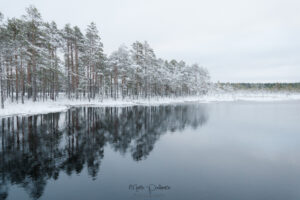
1, 102, 300, 200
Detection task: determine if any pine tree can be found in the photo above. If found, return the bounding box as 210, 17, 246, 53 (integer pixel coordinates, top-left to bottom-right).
44, 21, 62, 100
83, 22, 104, 100
73, 26, 84, 99
22, 5, 45, 101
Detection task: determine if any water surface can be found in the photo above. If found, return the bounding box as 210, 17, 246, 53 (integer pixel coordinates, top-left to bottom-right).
1, 101, 300, 200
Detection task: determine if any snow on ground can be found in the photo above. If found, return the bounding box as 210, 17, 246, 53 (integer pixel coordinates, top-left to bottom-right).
1, 92, 300, 118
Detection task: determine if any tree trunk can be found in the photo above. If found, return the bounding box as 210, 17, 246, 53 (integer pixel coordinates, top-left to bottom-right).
20, 55, 24, 104
0, 57, 4, 109
75, 41, 79, 99
27, 60, 32, 99
32, 55, 37, 102
67, 41, 70, 99
70, 43, 74, 96
15, 55, 19, 103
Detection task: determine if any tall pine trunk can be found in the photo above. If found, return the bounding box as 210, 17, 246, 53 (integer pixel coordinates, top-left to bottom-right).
75, 41, 79, 99
0, 57, 4, 109
15, 55, 19, 103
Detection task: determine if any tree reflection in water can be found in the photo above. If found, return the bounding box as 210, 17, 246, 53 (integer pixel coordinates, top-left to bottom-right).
0, 104, 208, 199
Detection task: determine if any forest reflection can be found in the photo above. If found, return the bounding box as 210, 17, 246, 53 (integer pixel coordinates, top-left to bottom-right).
0, 104, 208, 199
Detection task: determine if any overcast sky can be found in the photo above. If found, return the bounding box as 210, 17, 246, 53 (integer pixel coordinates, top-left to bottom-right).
1, 0, 300, 82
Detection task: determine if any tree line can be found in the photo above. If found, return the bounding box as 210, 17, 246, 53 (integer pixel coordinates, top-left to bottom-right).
0, 6, 210, 108
217, 82, 300, 92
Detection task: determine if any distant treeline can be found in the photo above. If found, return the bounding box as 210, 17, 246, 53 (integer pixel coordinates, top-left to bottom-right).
217, 82, 300, 92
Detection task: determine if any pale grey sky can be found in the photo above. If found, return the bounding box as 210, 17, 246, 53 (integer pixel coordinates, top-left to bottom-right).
1, 0, 300, 82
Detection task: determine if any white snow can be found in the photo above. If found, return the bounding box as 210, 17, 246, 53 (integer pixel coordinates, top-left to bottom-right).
1, 92, 300, 118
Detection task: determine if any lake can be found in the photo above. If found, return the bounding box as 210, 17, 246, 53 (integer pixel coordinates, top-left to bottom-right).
0, 101, 300, 200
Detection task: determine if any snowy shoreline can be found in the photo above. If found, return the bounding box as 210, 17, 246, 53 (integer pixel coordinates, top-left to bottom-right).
1, 93, 300, 118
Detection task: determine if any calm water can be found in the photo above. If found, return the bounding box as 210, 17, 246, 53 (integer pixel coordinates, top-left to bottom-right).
0, 101, 300, 200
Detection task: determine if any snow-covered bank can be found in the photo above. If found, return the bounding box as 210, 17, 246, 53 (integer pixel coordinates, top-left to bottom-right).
1, 93, 300, 117
0, 97, 201, 118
